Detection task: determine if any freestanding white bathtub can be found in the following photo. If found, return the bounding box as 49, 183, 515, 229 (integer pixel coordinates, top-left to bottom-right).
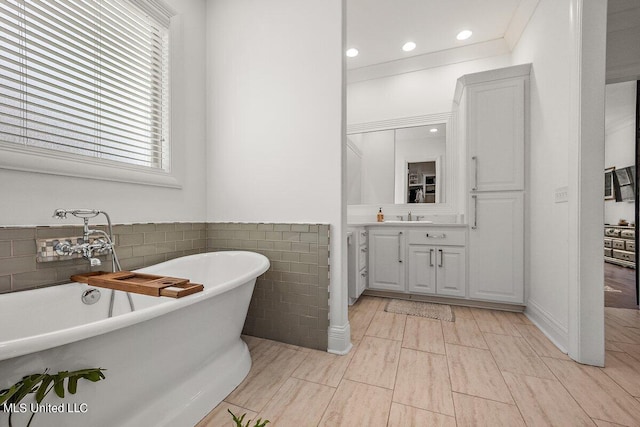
0, 251, 269, 427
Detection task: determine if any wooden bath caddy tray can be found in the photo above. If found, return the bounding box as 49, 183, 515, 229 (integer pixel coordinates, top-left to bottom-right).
70, 271, 203, 298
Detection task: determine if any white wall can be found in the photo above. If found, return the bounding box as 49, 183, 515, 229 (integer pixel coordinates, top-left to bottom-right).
0, 0, 208, 226
347, 55, 512, 124
511, 0, 606, 365
605, 81, 636, 225
205, 0, 347, 352
511, 0, 573, 344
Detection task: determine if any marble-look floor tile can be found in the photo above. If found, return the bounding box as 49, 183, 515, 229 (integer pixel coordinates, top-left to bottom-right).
484, 332, 554, 379
513, 323, 571, 360
387, 402, 456, 427
393, 348, 455, 416
543, 357, 640, 426
503, 311, 534, 325
445, 343, 513, 404
602, 350, 640, 397
612, 342, 640, 362
442, 317, 488, 349
606, 340, 627, 352
349, 308, 377, 341
365, 311, 407, 341
606, 323, 640, 345
453, 392, 525, 427
291, 347, 354, 387
470, 308, 522, 337
402, 316, 445, 354
344, 336, 401, 389
605, 308, 640, 328
502, 371, 595, 426
256, 378, 335, 426
452, 305, 475, 319
225, 342, 307, 412
593, 419, 628, 427
196, 401, 257, 427
242, 334, 267, 352
318, 379, 392, 426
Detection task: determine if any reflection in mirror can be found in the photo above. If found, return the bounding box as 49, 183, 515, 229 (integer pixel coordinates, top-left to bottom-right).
347, 124, 446, 206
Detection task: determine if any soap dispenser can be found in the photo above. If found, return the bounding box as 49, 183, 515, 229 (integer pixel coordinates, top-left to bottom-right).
377, 207, 384, 222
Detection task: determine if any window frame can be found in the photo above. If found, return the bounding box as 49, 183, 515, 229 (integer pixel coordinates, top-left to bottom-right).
0, 0, 180, 188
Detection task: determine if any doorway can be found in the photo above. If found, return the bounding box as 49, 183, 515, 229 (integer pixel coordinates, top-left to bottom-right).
604, 81, 638, 309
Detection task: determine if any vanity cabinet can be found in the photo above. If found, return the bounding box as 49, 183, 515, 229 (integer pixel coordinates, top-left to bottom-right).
368, 229, 405, 292
367, 226, 466, 297
407, 230, 466, 297
348, 228, 368, 304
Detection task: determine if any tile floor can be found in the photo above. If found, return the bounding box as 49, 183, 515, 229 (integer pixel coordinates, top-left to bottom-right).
197, 296, 640, 427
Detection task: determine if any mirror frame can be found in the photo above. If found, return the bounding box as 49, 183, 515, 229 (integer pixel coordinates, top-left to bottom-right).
346, 112, 461, 219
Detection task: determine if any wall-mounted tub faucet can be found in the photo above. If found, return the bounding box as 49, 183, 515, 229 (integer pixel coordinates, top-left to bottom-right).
53, 208, 134, 317
52, 209, 117, 267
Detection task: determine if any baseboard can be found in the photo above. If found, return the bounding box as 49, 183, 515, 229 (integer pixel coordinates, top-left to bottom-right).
327, 323, 353, 355
362, 290, 526, 312
525, 298, 569, 354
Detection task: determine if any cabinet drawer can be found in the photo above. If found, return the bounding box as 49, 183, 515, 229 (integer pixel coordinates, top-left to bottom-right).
612, 240, 626, 250
613, 249, 634, 262
408, 229, 466, 246
604, 239, 612, 248
627, 241, 635, 252
605, 248, 613, 257
359, 245, 367, 270
605, 228, 621, 237
621, 229, 635, 239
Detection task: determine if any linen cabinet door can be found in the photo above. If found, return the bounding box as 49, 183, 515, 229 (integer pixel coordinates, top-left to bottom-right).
469, 192, 524, 303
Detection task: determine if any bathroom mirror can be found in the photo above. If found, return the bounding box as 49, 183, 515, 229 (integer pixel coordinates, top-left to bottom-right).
347, 124, 446, 205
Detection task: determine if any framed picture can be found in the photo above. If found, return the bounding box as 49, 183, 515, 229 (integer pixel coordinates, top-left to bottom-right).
605, 167, 615, 200
615, 167, 632, 186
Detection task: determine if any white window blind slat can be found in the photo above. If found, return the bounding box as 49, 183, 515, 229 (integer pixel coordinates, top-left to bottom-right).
0, 0, 171, 171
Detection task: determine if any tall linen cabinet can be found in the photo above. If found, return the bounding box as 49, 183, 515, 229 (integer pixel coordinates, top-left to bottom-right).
454, 64, 530, 305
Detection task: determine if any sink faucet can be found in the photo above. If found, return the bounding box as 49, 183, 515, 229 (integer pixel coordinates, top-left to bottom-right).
408, 211, 412, 221
52, 209, 117, 268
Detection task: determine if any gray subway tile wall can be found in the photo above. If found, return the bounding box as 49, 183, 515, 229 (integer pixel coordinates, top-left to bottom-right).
0, 223, 208, 292
0, 221, 331, 351
207, 223, 330, 351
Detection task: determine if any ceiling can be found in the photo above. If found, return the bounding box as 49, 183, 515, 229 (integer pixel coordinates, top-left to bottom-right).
346, 0, 526, 70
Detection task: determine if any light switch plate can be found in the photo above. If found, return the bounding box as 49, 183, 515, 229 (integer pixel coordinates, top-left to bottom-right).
555, 186, 569, 203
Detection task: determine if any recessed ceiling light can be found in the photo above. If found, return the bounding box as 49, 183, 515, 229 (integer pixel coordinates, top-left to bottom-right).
430, 128, 438, 133
456, 30, 473, 41
402, 41, 416, 52
346, 48, 359, 58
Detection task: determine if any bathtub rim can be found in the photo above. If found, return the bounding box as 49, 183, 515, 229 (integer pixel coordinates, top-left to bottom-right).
0, 251, 269, 362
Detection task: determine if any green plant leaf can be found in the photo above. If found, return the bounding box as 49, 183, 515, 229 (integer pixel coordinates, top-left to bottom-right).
35, 375, 53, 403
53, 375, 65, 399
0, 385, 18, 406
69, 375, 79, 395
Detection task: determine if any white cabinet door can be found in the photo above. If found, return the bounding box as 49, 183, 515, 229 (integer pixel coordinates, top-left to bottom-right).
407, 245, 436, 294
436, 246, 466, 298
469, 192, 524, 303
467, 78, 525, 192
369, 229, 405, 292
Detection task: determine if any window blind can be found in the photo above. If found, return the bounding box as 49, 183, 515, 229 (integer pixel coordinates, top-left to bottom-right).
0, 0, 171, 171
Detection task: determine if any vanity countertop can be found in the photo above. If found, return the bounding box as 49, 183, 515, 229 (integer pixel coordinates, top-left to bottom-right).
348, 222, 467, 228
